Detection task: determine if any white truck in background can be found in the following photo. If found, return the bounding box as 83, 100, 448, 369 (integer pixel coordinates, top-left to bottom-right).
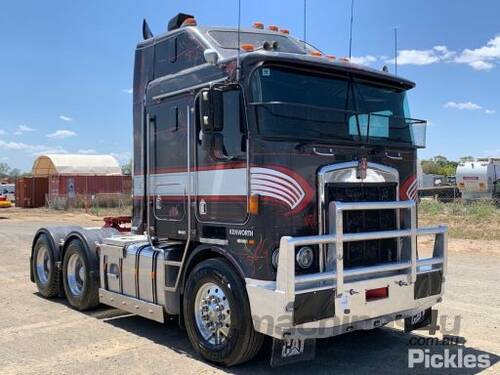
456, 158, 500, 201
0, 183, 15, 203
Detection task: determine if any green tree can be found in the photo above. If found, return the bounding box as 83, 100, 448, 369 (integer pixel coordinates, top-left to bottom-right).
421, 156, 458, 176
459, 156, 475, 163
121, 159, 132, 176
0, 162, 10, 178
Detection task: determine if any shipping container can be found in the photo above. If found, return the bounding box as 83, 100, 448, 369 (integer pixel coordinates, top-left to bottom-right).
15, 177, 49, 208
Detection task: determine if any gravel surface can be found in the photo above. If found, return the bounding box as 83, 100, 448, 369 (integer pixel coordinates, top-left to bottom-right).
0, 209, 499, 374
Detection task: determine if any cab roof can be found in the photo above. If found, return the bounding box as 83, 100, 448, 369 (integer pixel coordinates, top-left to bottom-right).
138, 21, 415, 90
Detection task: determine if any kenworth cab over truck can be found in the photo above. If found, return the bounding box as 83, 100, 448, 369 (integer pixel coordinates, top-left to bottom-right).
30, 13, 448, 366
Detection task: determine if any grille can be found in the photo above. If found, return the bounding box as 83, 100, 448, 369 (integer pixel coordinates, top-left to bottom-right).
326, 183, 398, 268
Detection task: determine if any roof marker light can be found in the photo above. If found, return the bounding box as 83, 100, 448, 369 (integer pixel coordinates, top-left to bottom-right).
309, 51, 323, 57
181, 17, 197, 27
327, 55, 336, 60
240, 43, 255, 52
280, 29, 290, 34
253, 21, 264, 29
267, 25, 279, 32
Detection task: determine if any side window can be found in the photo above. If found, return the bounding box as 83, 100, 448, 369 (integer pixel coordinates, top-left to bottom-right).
152, 101, 186, 221
221, 90, 245, 158
154, 32, 205, 79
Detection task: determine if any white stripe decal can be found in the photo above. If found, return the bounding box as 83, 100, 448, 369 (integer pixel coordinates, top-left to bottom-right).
133, 166, 308, 210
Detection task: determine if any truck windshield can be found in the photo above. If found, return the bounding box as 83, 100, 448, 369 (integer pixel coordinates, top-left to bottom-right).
249, 66, 426, 147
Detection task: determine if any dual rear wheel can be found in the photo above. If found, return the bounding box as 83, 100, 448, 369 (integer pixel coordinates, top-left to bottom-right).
33, 236, 262, 366
32, 236, 98, 310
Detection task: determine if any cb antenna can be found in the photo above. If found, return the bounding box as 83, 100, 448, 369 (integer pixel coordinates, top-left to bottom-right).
303, 0, 307, 51
348, 0, 354, 59
236, 0, 242, 81
394, 27, 398, 75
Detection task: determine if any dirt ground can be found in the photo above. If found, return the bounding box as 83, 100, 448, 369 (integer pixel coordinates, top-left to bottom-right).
0, 207, 499, 374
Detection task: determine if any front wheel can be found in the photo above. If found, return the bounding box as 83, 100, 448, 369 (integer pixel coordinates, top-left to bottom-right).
183, 258, 263, 366
62, 239, 99, 310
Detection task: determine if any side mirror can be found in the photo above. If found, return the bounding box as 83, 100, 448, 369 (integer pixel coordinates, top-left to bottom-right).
199, 88, 223, 132
203, 49, 219, 65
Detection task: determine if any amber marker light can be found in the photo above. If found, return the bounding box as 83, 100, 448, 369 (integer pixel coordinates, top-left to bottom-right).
267, 25, 279, 32
253, 21, 264, 29
181, 17, 197, 27
240, 43, 255, 52
248, 194, 260, 215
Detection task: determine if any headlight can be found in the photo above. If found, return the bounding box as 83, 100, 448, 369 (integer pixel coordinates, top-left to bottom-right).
271, 248, 279, 269
296, 246, 314, 269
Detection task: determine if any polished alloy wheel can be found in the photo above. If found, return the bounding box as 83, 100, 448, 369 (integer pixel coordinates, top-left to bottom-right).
194, 282, 231, 345
66, 253, 85, 296
36, 246, 51, 285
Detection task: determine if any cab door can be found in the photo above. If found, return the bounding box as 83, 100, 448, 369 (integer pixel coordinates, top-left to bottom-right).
146, 94, 191, 240
194, 87, 248, 224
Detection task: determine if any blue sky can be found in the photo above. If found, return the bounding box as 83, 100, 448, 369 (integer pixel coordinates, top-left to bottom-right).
0, 0, 499, 171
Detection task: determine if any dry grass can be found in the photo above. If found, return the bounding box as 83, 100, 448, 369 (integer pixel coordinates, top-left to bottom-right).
418, 200, 500, 240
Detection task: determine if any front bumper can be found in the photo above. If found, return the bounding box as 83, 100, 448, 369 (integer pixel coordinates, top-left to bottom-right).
245, 200, 447, 339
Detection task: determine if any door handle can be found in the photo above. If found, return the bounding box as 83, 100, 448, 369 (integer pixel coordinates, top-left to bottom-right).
313, 147, 335, 156
385, 152, 403, 160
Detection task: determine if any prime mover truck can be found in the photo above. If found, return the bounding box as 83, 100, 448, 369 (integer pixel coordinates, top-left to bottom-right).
30, 13, 448, 366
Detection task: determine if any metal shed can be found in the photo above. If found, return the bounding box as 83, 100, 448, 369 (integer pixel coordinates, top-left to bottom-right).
32, 154, 122, 177
17, 154, 131, 208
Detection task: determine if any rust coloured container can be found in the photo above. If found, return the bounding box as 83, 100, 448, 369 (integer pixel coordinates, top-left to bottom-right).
15, 177, 49, 208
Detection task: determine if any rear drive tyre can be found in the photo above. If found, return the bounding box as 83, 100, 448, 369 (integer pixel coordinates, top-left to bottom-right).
62, 239, 99, 310
32, 234, 59, 298
183, 258, 263, 366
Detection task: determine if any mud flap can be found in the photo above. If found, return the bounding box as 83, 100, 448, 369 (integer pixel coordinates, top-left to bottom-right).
270, 337, 316, 367
405, 308, 439, 334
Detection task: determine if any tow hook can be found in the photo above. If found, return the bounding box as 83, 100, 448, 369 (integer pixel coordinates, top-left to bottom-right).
349, 289, 359, 295
396, 280, 408, 287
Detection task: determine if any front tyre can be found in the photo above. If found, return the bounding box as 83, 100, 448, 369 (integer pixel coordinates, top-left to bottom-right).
62, 239, 99, 310
183, 258, 263, 366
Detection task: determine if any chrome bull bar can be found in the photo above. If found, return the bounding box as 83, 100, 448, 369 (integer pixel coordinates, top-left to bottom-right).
276, 200, 448, 302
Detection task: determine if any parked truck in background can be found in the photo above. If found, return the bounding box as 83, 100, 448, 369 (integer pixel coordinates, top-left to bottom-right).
29, 14, 448, 366
456, 158, 500, 201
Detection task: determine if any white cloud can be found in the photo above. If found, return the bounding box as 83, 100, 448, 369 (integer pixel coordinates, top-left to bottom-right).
350, 55, 377, 66
454, 35, 500, 71
78, 148, 97, 154
388, 48, 445, 66
0, 140, 67, 156
46, 130, 77, 139
14, 124, 35, 135
467, 60, 494, 71
18, 124, 35, 132
383, 35, 499, 71
110, 151, 132, 163
485, 109, 496, 114
121, 88, 133, 94
444, 101, 482, 110
32, 146, 68, 156
59, 115, 73, 122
